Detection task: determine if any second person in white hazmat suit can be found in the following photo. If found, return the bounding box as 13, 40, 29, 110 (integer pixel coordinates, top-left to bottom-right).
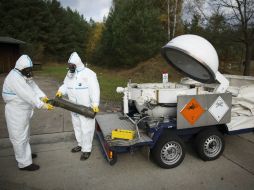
56, 52, 100, 160
2, 55, 54, 171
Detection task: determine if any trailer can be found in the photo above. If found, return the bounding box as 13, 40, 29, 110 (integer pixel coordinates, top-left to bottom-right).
95, 35, 254, 168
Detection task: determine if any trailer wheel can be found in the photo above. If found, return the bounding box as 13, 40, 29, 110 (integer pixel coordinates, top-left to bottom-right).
152, 134, 185, 169
195, 129, 224, 161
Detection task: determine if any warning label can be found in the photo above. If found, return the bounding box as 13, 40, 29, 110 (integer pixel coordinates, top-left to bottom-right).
180, 98, 205, 125
209, 96, 229, 122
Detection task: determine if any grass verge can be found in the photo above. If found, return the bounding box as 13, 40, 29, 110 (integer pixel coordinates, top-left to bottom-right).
35, 55, 184, 102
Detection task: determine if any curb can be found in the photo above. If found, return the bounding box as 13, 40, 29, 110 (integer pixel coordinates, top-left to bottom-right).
0, 131, 75, 149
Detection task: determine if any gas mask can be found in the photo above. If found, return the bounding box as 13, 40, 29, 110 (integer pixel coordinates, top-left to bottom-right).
16, 67, 34, 83
67, 63, 76, 78
20, 67, 33, 78
68, 63, 76, 73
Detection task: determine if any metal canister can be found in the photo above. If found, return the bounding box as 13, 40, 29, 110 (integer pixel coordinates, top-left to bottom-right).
48, 97, 96, 118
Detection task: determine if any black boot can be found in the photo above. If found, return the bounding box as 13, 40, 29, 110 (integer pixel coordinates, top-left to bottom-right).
20, 164, 40, 171
80, 152, 91, 161
32, 153, 37, 159
71, 146, 81, 153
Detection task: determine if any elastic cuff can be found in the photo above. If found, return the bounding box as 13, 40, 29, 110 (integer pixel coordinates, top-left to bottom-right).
18, 160, 32, 168
36, 101, 44, 109
81, 148, 92, 152
92, 103, 99, 107
81, 145, 92, 152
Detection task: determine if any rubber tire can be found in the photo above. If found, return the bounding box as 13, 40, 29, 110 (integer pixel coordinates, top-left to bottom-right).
195, 129, 225, 161
151, 133, 185, 169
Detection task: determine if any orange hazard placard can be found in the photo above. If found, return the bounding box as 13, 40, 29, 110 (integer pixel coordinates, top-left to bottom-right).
180, 98, 205, 125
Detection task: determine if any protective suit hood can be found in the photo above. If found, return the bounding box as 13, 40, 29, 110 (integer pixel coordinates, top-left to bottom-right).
68, 52, 84, 69
15, 55, 33, 70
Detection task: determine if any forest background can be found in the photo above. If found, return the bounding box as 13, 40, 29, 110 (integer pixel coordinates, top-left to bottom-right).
0, 0, 253, 76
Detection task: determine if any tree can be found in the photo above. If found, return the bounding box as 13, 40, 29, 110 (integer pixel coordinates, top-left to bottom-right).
85, 22, 104, 62
205, 12, 242, 63
212, 0, 254, 75
183, 0, 208, 22
0, 0, 91, 61
92, 0, 167, 68
155, 0, 184, 40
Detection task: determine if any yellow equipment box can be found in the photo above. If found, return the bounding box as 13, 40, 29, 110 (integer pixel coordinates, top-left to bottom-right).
111, 129, 135, 140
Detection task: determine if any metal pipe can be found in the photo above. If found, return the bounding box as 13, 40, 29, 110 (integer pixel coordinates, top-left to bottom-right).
48, 97, 96, 118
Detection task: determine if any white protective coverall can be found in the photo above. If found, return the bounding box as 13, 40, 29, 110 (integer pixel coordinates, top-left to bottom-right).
58, 52, 100, 152
2, 55, 46, 168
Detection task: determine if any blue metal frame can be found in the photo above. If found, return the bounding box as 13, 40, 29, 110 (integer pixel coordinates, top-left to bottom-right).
95, 128, 110, 160
96, 111, 254, 165
148, 119, 176, 149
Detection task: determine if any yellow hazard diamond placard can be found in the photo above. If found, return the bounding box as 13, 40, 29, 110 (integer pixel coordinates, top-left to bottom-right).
180, 98, 205, 125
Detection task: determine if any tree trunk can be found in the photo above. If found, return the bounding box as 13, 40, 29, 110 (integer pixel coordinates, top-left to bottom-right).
243, 43, 253, 76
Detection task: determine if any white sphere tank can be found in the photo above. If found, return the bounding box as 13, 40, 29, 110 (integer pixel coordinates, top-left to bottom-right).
162, 34, 219, 84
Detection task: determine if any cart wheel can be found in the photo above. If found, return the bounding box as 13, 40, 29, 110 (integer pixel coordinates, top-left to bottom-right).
151, 133, 185, 169
195, 129, 225, 161
109, 152, 117, 166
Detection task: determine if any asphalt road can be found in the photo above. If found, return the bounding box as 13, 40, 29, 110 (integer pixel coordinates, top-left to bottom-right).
0, 132, 253, 190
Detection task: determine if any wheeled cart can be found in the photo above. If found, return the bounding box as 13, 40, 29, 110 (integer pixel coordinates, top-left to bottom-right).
95, 35, 254, 168
96, 112, 184, 168
95, 92, 252, 169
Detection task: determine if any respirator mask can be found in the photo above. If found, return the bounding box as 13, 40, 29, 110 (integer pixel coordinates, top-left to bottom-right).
68, 63, 76, 73
67, 63, 76, 78
17, 67, 34, 83
21, 67, 33, 78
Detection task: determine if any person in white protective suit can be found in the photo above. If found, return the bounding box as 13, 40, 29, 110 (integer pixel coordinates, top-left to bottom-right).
2, 55, 54, 171
56, 52, 100, 160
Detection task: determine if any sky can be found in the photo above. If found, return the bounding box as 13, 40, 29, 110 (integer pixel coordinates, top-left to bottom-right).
59, 0, 112, 22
